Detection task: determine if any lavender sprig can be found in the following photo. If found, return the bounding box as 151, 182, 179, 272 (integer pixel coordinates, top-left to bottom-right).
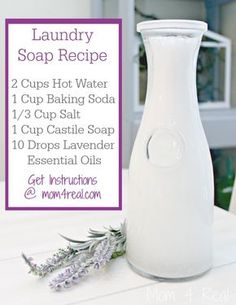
49, 263, 91, 290
22, 247, 79, 277
93, 237, 116, 269
49, 237, 116, 291
22, 223, 126, 291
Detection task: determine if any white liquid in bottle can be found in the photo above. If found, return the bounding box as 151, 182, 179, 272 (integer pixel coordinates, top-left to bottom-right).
127, 20, 214, 279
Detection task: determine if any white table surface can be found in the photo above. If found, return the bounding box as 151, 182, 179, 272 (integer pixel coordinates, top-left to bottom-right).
1, 170, 236, 305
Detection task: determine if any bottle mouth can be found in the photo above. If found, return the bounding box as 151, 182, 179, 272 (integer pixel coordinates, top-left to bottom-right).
137, 19, 207, 33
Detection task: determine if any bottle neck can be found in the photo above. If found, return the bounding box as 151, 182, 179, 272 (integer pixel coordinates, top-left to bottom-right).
143, 33, 203, 113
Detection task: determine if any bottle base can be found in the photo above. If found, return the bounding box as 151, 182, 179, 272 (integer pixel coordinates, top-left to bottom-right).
127, 259, 211, 282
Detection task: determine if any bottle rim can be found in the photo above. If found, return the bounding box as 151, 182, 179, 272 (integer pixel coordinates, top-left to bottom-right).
137, 19, 208, 33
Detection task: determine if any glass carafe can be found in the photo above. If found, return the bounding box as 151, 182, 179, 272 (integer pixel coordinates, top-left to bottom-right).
127, 20, 214, 279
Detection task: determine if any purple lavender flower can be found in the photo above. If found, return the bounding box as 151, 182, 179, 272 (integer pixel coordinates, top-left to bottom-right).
22, 247, 79, 277
93, 237, 116, 269
49, 264, 89, 291
49, 236, 116, 290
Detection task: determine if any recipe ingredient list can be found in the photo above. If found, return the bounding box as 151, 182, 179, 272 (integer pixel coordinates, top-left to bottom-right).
6, 20, 121, 210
